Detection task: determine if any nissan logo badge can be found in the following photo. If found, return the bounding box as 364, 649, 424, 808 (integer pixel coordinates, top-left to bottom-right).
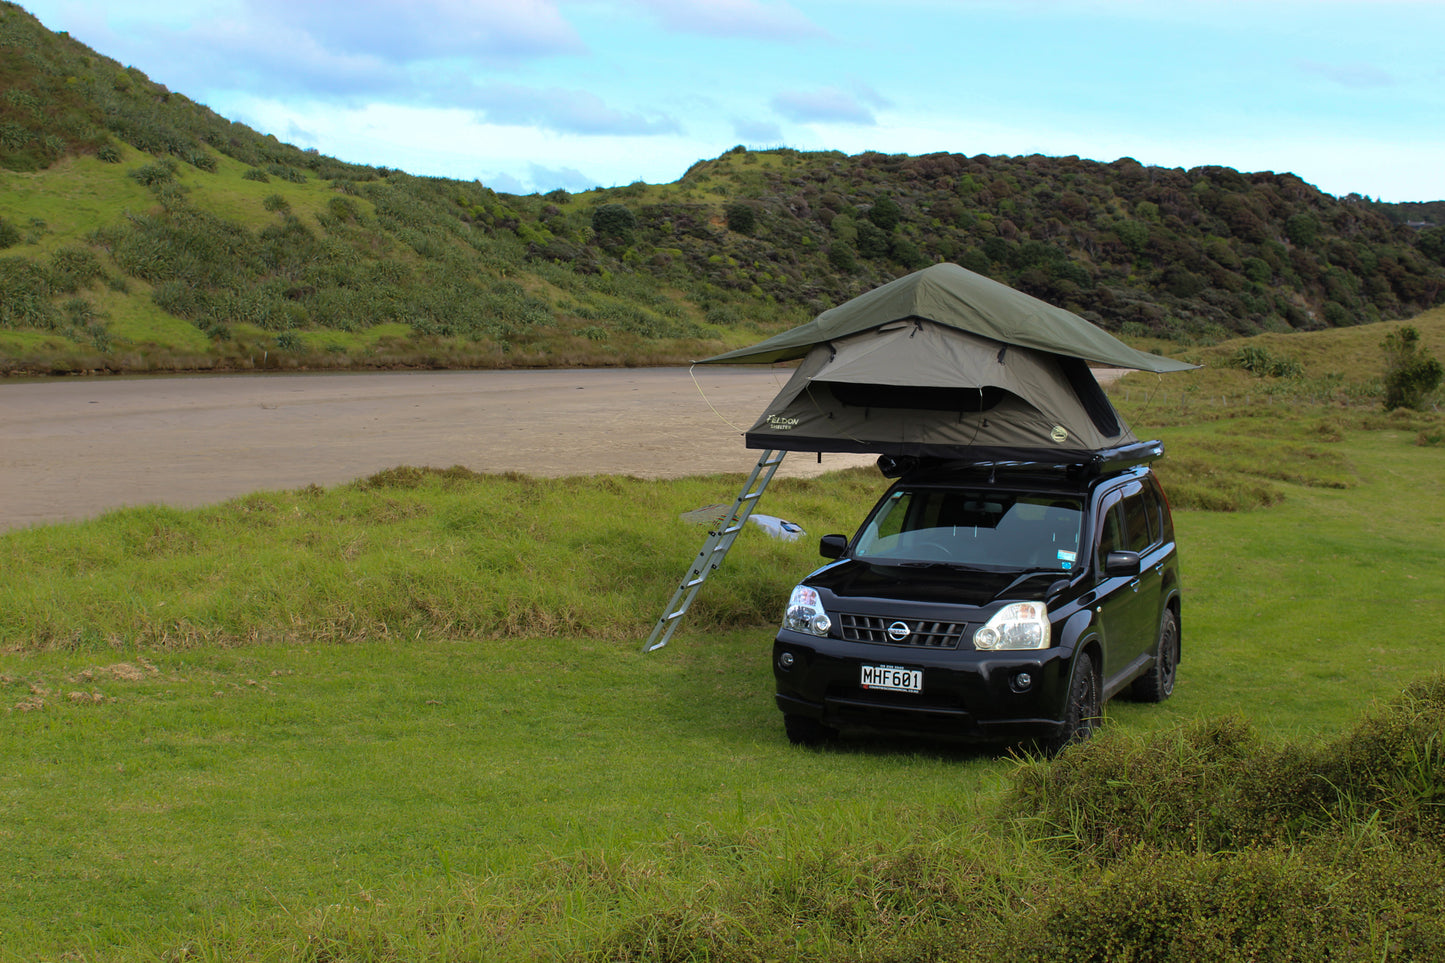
887, 620, 911, 642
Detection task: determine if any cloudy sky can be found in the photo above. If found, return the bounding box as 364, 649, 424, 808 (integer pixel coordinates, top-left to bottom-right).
20, 0, 1445, 201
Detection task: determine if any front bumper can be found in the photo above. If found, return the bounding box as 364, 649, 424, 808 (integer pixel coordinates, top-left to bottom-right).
772, 630, 1076, 742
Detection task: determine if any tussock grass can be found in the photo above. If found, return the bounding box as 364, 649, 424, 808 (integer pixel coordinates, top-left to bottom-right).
0, 466, 886, 653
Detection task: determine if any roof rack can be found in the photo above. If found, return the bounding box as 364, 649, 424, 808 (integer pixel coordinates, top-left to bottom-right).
877, 440, 1165, 480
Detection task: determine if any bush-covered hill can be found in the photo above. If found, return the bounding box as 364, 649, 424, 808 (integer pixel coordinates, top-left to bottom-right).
3, 1, 1444, 376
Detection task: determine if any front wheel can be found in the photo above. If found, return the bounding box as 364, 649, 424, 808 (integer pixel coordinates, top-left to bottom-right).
1040, 651, 1101, 755
1131, 609, 1179, 703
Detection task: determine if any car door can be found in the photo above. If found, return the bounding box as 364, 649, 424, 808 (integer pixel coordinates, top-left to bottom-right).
1091, 481, 1156, 685
1120, 480, 1165, 665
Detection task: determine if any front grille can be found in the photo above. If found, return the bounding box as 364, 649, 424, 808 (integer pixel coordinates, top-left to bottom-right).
838, 613, 969, 649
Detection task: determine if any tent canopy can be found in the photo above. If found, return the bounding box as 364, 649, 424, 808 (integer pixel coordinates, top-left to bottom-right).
737, 319, 1140, 460
700, 262, 1194, 373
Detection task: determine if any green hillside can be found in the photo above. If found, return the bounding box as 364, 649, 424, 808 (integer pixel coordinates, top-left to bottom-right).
3, 0, 1444, 376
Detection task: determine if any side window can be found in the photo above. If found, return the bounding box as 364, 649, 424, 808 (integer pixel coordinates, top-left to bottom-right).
1123, 486, 1155, 553
1146, 476, 1174, 543
1097, 502, 1124, 560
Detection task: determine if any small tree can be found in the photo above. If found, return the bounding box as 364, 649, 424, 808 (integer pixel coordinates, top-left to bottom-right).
855, 220, 889, 259
590, 203, 636, 243
827, 242, 857, 273
1381, 325, 1443, 411
724, 202, 756, 236
866, 195, 902, 231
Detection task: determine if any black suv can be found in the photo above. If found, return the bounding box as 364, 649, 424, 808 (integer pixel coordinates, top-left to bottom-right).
772, 447, 1181, 751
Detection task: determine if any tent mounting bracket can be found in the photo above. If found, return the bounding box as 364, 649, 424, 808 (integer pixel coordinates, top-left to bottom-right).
643, 449, 786, 653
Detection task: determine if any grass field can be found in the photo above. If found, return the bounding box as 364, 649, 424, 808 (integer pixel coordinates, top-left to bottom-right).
2, 340, 1443, 960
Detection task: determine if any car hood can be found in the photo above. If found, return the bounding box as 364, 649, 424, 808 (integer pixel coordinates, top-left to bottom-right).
807, 559, 1062, 609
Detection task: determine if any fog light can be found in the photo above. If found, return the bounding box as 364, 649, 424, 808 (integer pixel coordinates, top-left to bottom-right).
778, 651, 796, 670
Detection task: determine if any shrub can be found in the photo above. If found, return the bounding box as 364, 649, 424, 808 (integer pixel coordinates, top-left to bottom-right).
0, 217, 20, 250
1382, 325, 1443, 411
724, 202, 756, 235
242, 168, 270, 183
326, 197, 360, 223
1286, 212, 1319, 247
265, 164, 308, 184
1322, 300, 1355, 326
128, 158, 178, 187
95, 143, 121, 163
0, 257, 57, 328
867, 195, 903, 230
1005, 676, 1445, 858
1228, 344, 1303, 379
856, 219, 889, 258
591, 203, 637, 241
48, 246, 103, 293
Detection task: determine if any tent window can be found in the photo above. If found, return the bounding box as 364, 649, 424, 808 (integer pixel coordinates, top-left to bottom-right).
828, 383, 1009, 412
1058, 356, 1121, 437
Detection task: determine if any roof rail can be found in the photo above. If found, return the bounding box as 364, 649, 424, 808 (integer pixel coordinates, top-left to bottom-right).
1073, 439, 1165, 477
877, 440, 1165, 479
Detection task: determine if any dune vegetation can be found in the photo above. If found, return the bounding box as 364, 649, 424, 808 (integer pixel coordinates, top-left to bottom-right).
4, 1, 1445, 378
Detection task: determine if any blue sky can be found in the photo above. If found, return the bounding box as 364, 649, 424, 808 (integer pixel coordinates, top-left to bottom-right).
20, 0, 1445, 201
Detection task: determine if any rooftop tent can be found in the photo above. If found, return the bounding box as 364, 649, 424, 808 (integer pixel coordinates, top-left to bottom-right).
698, 262, 1193, 462
734, 320, 1139, 460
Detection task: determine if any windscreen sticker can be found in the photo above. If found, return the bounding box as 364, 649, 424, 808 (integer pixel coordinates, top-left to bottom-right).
1057, 550, 1077, 566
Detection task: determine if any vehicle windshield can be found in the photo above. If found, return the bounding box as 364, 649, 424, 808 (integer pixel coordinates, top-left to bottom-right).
853, 488, 1084, 572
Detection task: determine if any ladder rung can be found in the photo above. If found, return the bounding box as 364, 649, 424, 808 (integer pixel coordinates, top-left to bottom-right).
642, 449, 786, 652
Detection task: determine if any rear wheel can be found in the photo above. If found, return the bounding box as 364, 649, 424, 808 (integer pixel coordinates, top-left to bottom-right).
783, 714, 836, 746
1041, 651, 1101, 755
1131, 609, 1179, 703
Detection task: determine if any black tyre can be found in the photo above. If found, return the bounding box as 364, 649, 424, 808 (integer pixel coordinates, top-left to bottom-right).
783, 714, 836, 746
1131, 608, 1179, 703
1041, 651, 1101, 755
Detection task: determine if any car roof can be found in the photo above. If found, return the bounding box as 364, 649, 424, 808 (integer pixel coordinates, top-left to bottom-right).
895, 461, 1151, 496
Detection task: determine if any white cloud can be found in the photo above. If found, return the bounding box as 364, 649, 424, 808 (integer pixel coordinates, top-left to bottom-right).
528, 162, 595, 192
733, 118, 786, 144
771, 86, 877, 125
628, 0, 828, 40
242, 0, 586, 61
458, 83, 682, 136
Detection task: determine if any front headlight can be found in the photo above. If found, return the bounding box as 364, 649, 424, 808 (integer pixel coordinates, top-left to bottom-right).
974, 602, 1051, 650
783, 584, 832, 637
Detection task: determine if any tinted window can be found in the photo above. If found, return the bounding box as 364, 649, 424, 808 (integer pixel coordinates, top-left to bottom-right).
854, 488, 1085, 571
1123, 486, 1155, 553
1146, 476, 1174, 542
1097, 502, 1124, 560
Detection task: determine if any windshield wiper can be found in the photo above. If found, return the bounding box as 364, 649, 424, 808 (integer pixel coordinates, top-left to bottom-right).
994, 568, 1070, 596
893, 559, 988, 571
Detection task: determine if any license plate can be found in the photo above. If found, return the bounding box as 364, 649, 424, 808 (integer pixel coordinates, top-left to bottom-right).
860, 664, 922, 693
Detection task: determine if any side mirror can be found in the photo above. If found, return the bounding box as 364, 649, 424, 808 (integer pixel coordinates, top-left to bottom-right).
819, 534, 848, 559
1103, 550, 1142, 577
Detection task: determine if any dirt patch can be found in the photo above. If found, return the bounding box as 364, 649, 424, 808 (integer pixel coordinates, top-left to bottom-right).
0, 368, 877, 531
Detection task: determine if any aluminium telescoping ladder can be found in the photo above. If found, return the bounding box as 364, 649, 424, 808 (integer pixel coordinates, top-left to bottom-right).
642, 449, 787, 652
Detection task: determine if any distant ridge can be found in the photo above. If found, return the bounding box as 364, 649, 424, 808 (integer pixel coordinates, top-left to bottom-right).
2, 1, 1443, 375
